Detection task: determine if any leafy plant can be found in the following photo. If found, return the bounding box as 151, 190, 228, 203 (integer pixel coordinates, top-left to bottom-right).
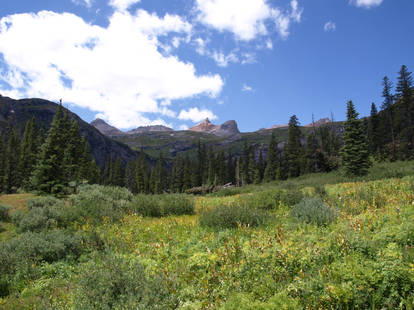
199, 205, 267, 229
291, 197, 337, 226
73, 253, 178, 310
131, 194, 194, 217
0, 204, 10, 221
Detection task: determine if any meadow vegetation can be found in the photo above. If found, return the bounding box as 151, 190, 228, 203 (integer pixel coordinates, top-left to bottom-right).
0, 160, 413, 309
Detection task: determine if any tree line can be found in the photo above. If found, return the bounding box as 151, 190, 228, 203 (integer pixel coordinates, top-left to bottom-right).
0, 104, 100, 194
0, 65, 412, 195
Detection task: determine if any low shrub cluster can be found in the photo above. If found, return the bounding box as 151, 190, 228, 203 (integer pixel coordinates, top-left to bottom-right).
199, 205, 267, 229
239, 188, 303, 210
12, 198, 70, 232
291, 197, 338, 226
69, 184, 133, 223
0, 204, 10, 221
131, 194, 194, 217
73, 253, 178, 310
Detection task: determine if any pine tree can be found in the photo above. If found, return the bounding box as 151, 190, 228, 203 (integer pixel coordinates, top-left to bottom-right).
182, 156, 193, 191
19, 117, 38, 188
257, 148, 265, 182
369, 103, 381, 158
3, 119, 20, 193
63, 120, 83, 182
0, 134, 5, 192
135, 151, 149, 194
112, 156, 125, 187
341, 101, 371, 176
381, 76, 396, 161
395, 65, 413, 157
263, 132, 277, 182
285, 115, 304, 178
31, 104, 67, 193
125, 159, 137, 193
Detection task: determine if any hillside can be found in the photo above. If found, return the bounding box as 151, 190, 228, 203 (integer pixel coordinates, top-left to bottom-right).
0, 96, 140, 167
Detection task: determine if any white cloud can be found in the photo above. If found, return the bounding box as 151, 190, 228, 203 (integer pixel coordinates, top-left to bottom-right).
242, 84, 254, 92
211, 51, 239, 67
0, 10, 223, 129
324, 21, 336, 32
109, 0, 141, 11
71, 0, 93, 7
195, 0, 302, 41
179, 124, 189, 130
349, 0, 383, 9
178, 107, 217, 123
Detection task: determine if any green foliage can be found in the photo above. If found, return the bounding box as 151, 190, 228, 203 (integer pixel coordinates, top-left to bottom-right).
220, 292, 302, 310
291, 197, 338, 226
239, 188, 303, 210
0, 203, 10, 221
341, 101, 372, 176
69, 184, 132, 223
26, 196, 61, 210
73, 253, 178, 310
0, 230, 83, 277
199, 205, 267, 229
131, 194, 195, 217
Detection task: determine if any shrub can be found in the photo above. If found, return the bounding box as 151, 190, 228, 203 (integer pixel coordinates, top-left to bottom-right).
73, 253, 178, 310
220, 292, 301, 310
291, 197, 338, 226
0, 204, 10, 221
69, 184, 132, 223
131, 194, 194, 217
27, 196, 61, 210
0, 230, 83, 277
239, 189, 303, 210
199, 205, 267, 229
16, 201, 70, 232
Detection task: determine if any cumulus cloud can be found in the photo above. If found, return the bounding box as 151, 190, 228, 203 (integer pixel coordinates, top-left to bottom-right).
0, 10, 223, 129
242, 84, 254, 92
109, 0, 141, 11
178, 107, 217, 123
324, 21, 336, 32
195, 0, 302, 41
179, 124, 189, 130
349, 0, 383, 9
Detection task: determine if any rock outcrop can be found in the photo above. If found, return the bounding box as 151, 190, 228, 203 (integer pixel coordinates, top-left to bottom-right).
189, 118, 240, 137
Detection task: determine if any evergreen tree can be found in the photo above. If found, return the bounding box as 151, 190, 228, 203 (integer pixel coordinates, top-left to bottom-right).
112, 156, 125, 187
381, 76, 396, 161
285, 115, 304, 178
63, 120, 83, 182
263, 132, 277, 182
182, 156, 193, 191
31, 104, 67, 193
125, 159, 137, 193
3, 119, 20, 193
395, 65, 413, 157
340, 101, 371, 176
0, 134, 4, 192
257, 148, 265, 182
135, 151, 149, 194
369, 103, 381, 158
19, 117, 38, 188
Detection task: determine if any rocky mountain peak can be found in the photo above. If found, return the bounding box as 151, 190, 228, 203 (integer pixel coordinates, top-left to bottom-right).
91, 118, 123, 136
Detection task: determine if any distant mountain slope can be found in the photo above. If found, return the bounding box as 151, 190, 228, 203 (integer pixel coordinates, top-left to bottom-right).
91, 118, 173, 136
90, 118, 124, 136
189, 118, 240, 137
0, 96, 140, 167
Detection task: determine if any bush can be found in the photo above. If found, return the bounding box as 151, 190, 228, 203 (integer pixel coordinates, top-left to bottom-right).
69, 184, 132, 223
16, 200, 70, 232
0, 204, 10, 221
27, 196, 61, 210
0, 230, 83, 277
73, 253, 178, 310
220, 292, 301, 310
239, 189, 303, 210
199, 205, 267, 229
131, 194, 194, 217
291, 197, 338, 226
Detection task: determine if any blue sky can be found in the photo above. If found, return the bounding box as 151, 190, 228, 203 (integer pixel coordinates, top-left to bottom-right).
0, 0, 413, 132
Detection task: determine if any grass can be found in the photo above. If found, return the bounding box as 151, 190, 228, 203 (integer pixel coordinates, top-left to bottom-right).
0, 160, 414, 309
0, 193, 35, 212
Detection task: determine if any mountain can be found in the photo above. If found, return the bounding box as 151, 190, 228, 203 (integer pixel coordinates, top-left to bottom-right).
0, 96, 140, 167
189, 118, 240, 137
127, 125, 173, 134
90, 118, 123, 136
304, 118, 331, 128
91, 118, 173, 136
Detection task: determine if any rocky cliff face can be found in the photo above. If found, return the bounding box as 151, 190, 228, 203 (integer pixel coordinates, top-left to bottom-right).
0, 96, 140, 167
90, 118, 123, 136
189, 118, 240, 137
127, 125, 173, 134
